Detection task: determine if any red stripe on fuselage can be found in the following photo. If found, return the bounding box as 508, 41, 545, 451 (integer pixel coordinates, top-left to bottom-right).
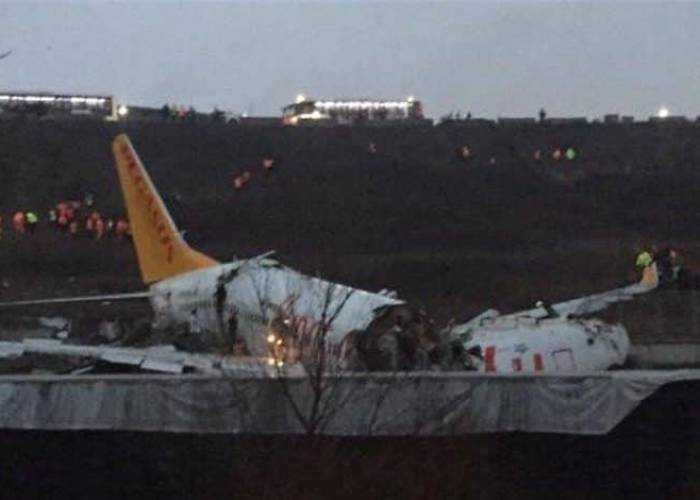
533, 353, 544, 372
484, 346, 496, 372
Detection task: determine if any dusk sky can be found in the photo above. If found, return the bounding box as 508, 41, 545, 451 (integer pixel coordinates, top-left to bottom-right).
1, 1, 698, 119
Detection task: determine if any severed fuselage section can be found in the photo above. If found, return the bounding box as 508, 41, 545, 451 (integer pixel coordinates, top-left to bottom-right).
150, 256, 403, 360
460, 316, 630, 373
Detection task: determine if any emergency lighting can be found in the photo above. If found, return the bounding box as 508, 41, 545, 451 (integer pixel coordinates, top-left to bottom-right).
117, 104, 129, 117
657, 107, 669, 119
266, 334, 276, 343
295, 93, 306, 104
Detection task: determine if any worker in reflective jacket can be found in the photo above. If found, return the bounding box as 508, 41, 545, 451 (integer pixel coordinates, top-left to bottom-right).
635, 250, 653, 269
25, 211, 38, 234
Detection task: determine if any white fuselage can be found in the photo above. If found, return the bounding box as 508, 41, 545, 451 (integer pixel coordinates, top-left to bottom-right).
148, 258, 401, 356
464, 316, 630, 373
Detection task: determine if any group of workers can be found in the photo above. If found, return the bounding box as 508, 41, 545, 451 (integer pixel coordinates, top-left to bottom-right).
232, 157, 275, 191
0, 211, 39, 239
0, 200, 129, 241
457, 145, 578, 163
636, 244, 696, 289
160, 104, 197, 122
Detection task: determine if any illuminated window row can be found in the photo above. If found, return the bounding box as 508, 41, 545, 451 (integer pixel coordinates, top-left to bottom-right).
0, 94, 110, 107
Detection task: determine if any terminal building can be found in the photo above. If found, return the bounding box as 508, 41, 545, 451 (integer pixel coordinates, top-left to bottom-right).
0, 92, 127, 120
282, 95, 425, 125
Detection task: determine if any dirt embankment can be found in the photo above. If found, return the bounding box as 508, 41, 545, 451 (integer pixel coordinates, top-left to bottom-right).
2, 118, 700, 336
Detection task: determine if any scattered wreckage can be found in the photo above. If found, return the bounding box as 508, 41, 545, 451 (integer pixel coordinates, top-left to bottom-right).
444, 263, 658, 373
0, 134, 660, 376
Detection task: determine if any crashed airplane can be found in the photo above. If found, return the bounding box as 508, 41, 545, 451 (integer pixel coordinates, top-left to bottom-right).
0, 134, 412, 372
0, 134, 659, 375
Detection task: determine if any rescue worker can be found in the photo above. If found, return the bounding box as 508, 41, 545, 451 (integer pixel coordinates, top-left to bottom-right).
262, 157, 275, 171
12, 211, 25, 234
654, 245, 686, 287
669, 248, 683, 282
56, 202, 68, 218
64, 203, 76, 222
68, 220, 79, 237
94, 217, 105, 240
57, 212, 69, 231
25, 211, 38, 234
635, 249, 654, 270
115, 219, 129, 240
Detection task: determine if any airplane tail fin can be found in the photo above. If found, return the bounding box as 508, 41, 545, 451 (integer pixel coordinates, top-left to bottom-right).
112, 134, 219, 284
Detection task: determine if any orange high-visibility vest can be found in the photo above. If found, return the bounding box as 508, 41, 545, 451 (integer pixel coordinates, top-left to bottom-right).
94, 218, 105, 240
13, 212, 25, 233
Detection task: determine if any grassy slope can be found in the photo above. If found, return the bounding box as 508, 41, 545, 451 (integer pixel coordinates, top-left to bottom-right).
2, 118, 700, 337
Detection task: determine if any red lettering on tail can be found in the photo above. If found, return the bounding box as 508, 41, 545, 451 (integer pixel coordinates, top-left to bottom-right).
121, 145, 175, 260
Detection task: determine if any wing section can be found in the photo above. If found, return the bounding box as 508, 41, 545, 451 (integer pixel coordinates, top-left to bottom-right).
0, 291, 152, 308
508, 263, 659, 320
0, 339, 283, 375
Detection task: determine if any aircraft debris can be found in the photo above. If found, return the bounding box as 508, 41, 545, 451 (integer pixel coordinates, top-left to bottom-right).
447, 264, 659, 373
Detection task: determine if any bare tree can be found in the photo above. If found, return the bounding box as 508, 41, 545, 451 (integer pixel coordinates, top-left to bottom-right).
235, 263, 448, 434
